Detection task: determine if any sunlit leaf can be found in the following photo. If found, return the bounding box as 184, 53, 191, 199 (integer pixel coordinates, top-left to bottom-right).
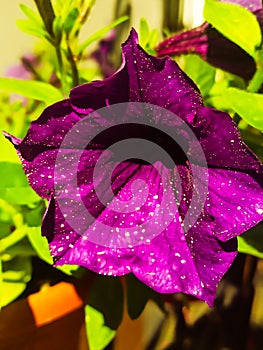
1, 256, 32, 307
1, 239, 35, 261
0, 78, 63, 104
0, 199, 17, 225
78, 16, 129, 55
85, 304, 116, 350
59, 0, 73, 22
139, 18, 150, 48
0, 134, 20, 163
16, 19, 47, 39
184, 54, 216, 96
0, 162, 40, 205
0, 226, 28, 252
225, 87, 263, 131
148, 28, 159, 49
27, 226, 78, 275
19, 3, 42, 25
204, 0, 262, 57
52, 15, 62, 41
27, 227, 53, 264
23, 202, 45, 227
238, 223, 263, 258
64, 8, 79, 35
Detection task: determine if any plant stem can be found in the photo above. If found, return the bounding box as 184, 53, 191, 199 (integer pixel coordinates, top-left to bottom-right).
66, 41, 79, 87
247, 69, 263, 93
55, 46, 67, 95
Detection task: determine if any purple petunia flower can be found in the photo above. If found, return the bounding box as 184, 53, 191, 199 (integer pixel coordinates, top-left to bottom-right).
156, 0, 263, 80
4, 29, 263, 305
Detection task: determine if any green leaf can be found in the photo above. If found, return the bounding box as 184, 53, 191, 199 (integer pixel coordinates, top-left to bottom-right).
27, 227, 53, 264
184, 54, 216, 96
27, 227, 78, 275
59, 0, 73, 22
34, 0, 56, 37
0, 226, 28, 252
0, 134, 20, 163
238, 223, 263, 258
52, 15, 62, 42
16, 19, 48, 39
1, 256, 32, 307
1, 281, 26, 307
64, 8, 79, 36
126, 274, 164, 320
78, 16, 129, 55
148, 28, 159, 49
0, 162, 40, 205
19, 3, 42, 25
85, 305, 116, 350
204, 0, 262, 57
225, 87, 263, 131
0, 199, 17, 225
139, 18, 150, 48
0, 78, 63, 104
22, 202, 46, 227
88, 275, 124, 330
1, 239, 35, 262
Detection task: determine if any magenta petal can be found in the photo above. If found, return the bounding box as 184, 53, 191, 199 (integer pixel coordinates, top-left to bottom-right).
4, 29, 263, 306
47, 189, 207, 301
197, 107, 263, 172
186, 221, 238, 306
70, 65, 129, 113
17, 100, 78, 156
206, 168, 263, 241
121, 29, 203, 121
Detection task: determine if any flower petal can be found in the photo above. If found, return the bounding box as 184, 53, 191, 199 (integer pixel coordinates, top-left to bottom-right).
121, 29, 203, 122
185, 220, 238, 306
196, 107, 263, 173
206, 168, 263, 241
70, 65, 129, 114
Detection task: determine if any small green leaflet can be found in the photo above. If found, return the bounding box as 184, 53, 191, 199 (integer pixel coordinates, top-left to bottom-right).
16, 19, 48, 39
225, 87, 263, 131
0, 162, 40, 205
85, 305, 116, 350
204, 0, 262, 57
27, 227, 78, 275
139, 18, 150, 48
64, 8, 79, 36
183, 54, 216, 97
77, 16, 129, 55
238, 223, 263, 259
0, 78, 64, 104
0, 256, 32, 307
19, 3, 43, 25
238, 236, 263, 258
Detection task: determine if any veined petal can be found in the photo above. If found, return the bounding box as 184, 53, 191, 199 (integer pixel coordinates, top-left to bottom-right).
206, 168, 263, 241
4, 29, 263, 306
122, 29, 203, 122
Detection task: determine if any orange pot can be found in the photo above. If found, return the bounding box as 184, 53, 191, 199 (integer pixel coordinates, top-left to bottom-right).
0, 282, 89, 350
